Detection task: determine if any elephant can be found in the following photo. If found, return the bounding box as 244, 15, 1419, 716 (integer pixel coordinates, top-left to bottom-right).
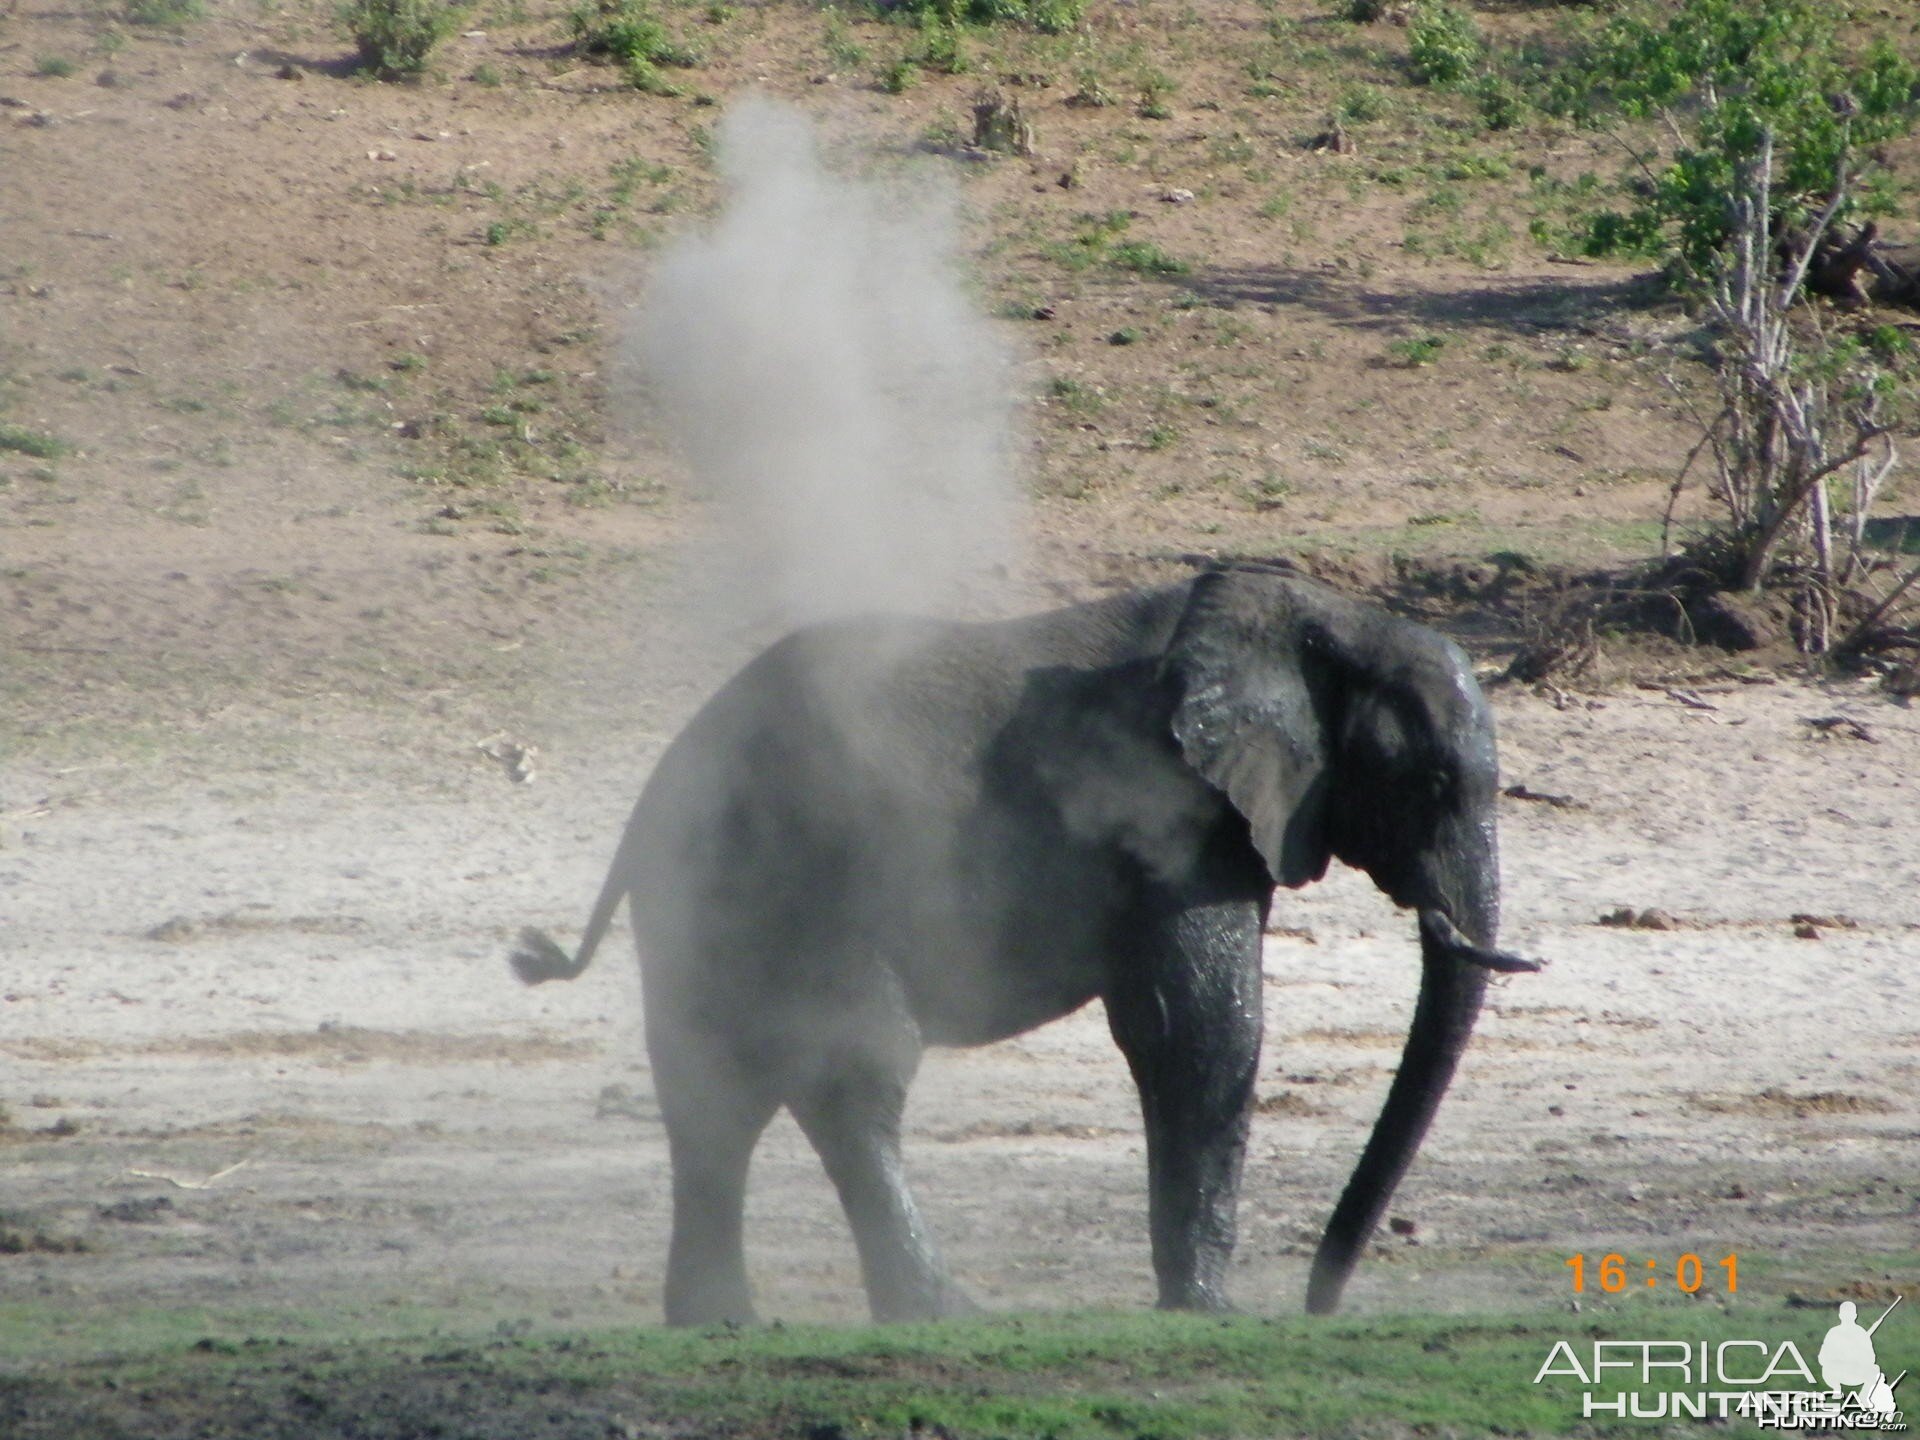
512, 564, 1537, 1324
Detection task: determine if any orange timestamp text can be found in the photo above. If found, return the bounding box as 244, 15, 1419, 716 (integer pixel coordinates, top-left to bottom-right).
1566, 1253, 1738, 1294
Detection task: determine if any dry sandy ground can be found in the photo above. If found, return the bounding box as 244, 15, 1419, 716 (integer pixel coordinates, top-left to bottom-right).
4, 665, 1917, 1353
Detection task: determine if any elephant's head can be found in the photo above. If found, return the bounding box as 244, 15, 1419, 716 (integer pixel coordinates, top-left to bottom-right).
1162, 566, 1536, 1313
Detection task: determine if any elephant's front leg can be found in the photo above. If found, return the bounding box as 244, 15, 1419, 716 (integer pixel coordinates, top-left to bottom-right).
1105, 892, 1265, 1312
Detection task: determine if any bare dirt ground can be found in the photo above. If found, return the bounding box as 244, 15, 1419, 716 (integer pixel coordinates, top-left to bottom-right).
3, 0, 1919, 1399
6, 671, 1918, 1344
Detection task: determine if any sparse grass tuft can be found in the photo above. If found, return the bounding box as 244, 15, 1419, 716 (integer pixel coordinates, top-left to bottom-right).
35, 55, 78, 76
885, 0, 1084, 33
1387, 334, 1447, 367
123, 0, 203, 25
1109, 240, 1189, 276
0, 425, 71, 459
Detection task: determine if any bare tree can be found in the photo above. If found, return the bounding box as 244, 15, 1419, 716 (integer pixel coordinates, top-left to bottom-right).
1693, 133, 1898, 600
1662, 130, 1920, 660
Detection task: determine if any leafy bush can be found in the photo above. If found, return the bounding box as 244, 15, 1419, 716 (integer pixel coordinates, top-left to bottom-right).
340, 0, 463, 78
571, 0, 698, 62
1553, 0, 1920, 275
1406, 0, 1481, 87
1471, 72, 1522, 131
1337, 0, 1386, 20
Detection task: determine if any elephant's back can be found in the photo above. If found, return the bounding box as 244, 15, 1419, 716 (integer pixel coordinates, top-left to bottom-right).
621, 583, 1197, 981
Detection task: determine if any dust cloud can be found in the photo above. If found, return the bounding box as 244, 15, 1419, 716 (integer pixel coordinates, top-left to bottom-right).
630, 95, 1022, 634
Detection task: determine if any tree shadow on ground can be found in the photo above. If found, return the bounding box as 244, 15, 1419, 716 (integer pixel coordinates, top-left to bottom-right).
1182, 263, 1669, 339
248, 48, 364, 79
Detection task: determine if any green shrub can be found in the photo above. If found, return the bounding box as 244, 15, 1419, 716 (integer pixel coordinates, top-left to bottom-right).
35, 54, 77, 75
1555, 0, 1920, 275
914, 9, 968, 74
1336, 83, 1387, 123
1407, 0, 1481, 86
340, 0, 464, 78
1138, 68, 1176, 119
1472, 72, 1522, 131
1337, 0, 1386, 20
569, 0, 699, 68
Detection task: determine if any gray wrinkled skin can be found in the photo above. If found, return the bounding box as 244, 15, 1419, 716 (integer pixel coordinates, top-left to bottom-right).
514, 567, 1529, 1323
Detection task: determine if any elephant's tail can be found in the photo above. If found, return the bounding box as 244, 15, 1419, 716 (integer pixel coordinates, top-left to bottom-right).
511, 838, 632, 985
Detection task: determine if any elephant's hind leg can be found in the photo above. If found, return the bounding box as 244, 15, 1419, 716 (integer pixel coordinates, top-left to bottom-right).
788, 1021, 975, 1323
651, 1025, 778, 1327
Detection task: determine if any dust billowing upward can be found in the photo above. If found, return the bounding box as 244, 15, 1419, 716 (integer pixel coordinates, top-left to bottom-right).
630, 96, 1023, 639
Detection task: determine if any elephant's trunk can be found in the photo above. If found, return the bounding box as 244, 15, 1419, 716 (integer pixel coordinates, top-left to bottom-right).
1305, 868, 1517, 1315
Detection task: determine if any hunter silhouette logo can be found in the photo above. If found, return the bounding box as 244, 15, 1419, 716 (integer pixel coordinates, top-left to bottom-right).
1821, 1300, 1906, 1420
1534, 1290, 1908, 1428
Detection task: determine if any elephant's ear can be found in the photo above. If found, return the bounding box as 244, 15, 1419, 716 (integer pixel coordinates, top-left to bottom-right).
1160, 568, 1337, 887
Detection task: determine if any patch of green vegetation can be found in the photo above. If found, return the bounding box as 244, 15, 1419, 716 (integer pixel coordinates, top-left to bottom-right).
1047, 375, 1105, 414
1137, 67, 1177, 120
1039, 208, 1132, 272
1537, 0, 1920, 275
568, 0, 700, 91
0, 424, 70, 459
1243, 467, 1291, 508
1406, 0, 1481, 87
881, 0, 1083, 34
1404, 214, 1513, 268
339, 0, 464, 79
1110, 239, 1189, 276
1387, 334, 1447, 367
821, 6, 866, 71
34, 54, 78, 76
12, 1293, 1902, 1438
483, 216, 538, 246
1335, 83, 1388, 124
907, 9, 968, 77
123, 0, 203, 25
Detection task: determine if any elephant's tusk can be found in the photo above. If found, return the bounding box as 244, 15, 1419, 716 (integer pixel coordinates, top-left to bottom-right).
1418, 909, 1544, 974
1463, 948, 1544, 974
